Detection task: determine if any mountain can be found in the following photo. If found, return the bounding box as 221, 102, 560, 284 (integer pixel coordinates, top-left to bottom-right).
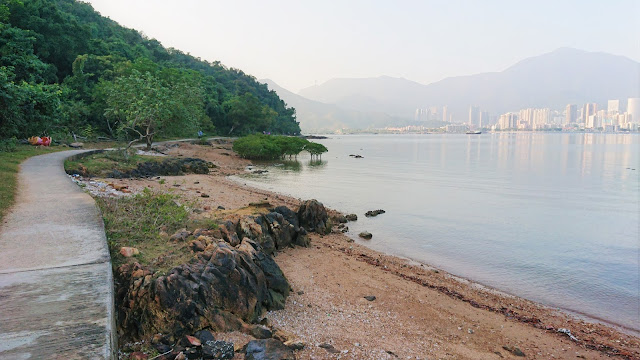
299, 48, 640, 122
1, 0, 299, 139
262, 79, 412, 132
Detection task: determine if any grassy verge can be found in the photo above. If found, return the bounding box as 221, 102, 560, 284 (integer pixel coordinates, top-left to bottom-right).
97, 188, 217, 274
64, 150, 163, 177
0, 145, 66, 223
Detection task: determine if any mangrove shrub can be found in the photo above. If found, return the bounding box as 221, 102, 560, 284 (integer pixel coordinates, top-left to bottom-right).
233, 134, 327, 160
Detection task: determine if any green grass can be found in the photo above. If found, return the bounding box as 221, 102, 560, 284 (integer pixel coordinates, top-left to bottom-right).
0, 145, 66, 223
64, 150, 163, 177
97, 188, 216, 273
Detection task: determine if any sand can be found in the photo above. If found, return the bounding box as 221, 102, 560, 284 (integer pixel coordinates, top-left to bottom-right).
100, 141, 640, 360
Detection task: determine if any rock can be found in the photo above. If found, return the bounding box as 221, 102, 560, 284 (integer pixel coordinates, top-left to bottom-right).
120, 247, 139, 257
272, 328, 296, 343
365, 209, 386, 217
154, 343, 172, 353
502, 345, 525, 357
334, 214, 348, 223
170, 229, 190, 242
217, 206, 225, 210
245, 324, 273, 339
318, 343, 340, 353
341, 227, 349, 233
345, 214, 358, 221
174, 352, 186, 360
364, 295, 376, 301
359, 231, 373, 239
69, 142, 84, 148
114, 239, 291, 341
283, 340, 305, 350
272, 206, 299, 229
129, 352, 148, 360
183, 335, 201, 347
108, 158, 211, 178
202, 340, 234, 359
190, 240, 205, 252
201, 193, 210, 198
297, 199, 331, 235
195, 329, 216, 344
245, 339, 295, 360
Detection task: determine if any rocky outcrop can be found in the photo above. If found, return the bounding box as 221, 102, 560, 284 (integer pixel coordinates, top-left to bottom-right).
297, 199, 331, 235
365, 209, 385, 217
116, 202, 328, 342
116, 239, 287, 340
108, 158, 214, 178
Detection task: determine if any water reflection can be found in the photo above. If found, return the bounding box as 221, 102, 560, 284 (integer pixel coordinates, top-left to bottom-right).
307, 159, 327, 169
281, 160, 302, 172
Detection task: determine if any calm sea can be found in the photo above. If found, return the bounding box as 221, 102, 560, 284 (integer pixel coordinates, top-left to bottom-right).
235, 133, 640, 332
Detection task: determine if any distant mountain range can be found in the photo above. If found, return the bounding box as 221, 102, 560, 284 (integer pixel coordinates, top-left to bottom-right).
263, 79, 423, 132
271, 48, 638, 130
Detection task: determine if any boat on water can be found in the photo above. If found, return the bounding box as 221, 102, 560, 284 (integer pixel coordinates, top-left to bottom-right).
466, 130, 482, 134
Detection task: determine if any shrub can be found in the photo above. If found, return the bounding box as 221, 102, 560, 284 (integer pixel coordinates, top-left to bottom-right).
0, 138, 19, 153
233, 134, 328, 160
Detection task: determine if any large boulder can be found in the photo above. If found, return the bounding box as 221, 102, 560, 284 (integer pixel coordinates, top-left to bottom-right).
115, 239, 289, 341
297, 199, 331, 235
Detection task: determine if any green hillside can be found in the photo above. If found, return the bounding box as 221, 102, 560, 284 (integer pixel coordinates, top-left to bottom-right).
0, 0, 300, 142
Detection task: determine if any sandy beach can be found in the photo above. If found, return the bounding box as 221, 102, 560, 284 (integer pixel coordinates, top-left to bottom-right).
102, 141, 640, 359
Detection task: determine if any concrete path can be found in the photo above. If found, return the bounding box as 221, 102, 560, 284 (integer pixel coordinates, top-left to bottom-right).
0, 150, 115, 359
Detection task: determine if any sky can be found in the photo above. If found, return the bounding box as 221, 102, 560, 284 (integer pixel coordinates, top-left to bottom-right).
84, 0, 639, 93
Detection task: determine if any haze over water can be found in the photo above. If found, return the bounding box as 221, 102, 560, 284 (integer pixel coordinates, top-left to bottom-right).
237, 133, 640, 331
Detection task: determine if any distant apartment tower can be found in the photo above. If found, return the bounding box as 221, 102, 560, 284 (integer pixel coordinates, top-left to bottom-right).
532, 108, 550, 130
628, 98, 640, 124
583, 103, 597, 123
608, 100, 620, 115
479, 111, 489, 128
565, 104, 577, 124
498, 113, 517, 130
442, 106, 448, 122
468, 106, 480, 126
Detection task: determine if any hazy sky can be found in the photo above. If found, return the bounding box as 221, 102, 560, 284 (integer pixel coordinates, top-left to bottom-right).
84, 0, 639, 92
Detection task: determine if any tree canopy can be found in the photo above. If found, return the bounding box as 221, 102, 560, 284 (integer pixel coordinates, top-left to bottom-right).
0, 0, 300, 141
233, 134, 327, 160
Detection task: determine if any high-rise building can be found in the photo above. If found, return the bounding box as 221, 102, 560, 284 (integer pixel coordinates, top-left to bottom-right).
498, 113, 517, 130
468, 106, 480, 126
532, 108, 550, 130
565, 104, 577, 124
608, 100, 620, 115
479, 111, 489, 128
583, 103, 597, 123
628, 98, 640, 124
442, 106, 448, 122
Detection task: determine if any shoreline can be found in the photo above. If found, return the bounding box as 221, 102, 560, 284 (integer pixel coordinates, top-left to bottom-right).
231, 175, 640, 338
96, 140, 640, 359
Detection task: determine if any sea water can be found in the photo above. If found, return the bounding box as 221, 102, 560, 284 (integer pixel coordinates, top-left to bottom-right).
236, 133, 640, 332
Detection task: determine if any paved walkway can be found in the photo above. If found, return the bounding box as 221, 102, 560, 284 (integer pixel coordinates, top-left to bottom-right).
0, 150, 115, 359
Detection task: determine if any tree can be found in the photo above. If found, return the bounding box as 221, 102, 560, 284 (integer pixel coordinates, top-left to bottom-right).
102, 70, 204, 155
223, 92, 277, 135
305, 142, 328, 160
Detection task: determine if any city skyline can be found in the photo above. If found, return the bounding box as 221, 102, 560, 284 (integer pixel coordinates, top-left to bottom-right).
407, 97, 640, 133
